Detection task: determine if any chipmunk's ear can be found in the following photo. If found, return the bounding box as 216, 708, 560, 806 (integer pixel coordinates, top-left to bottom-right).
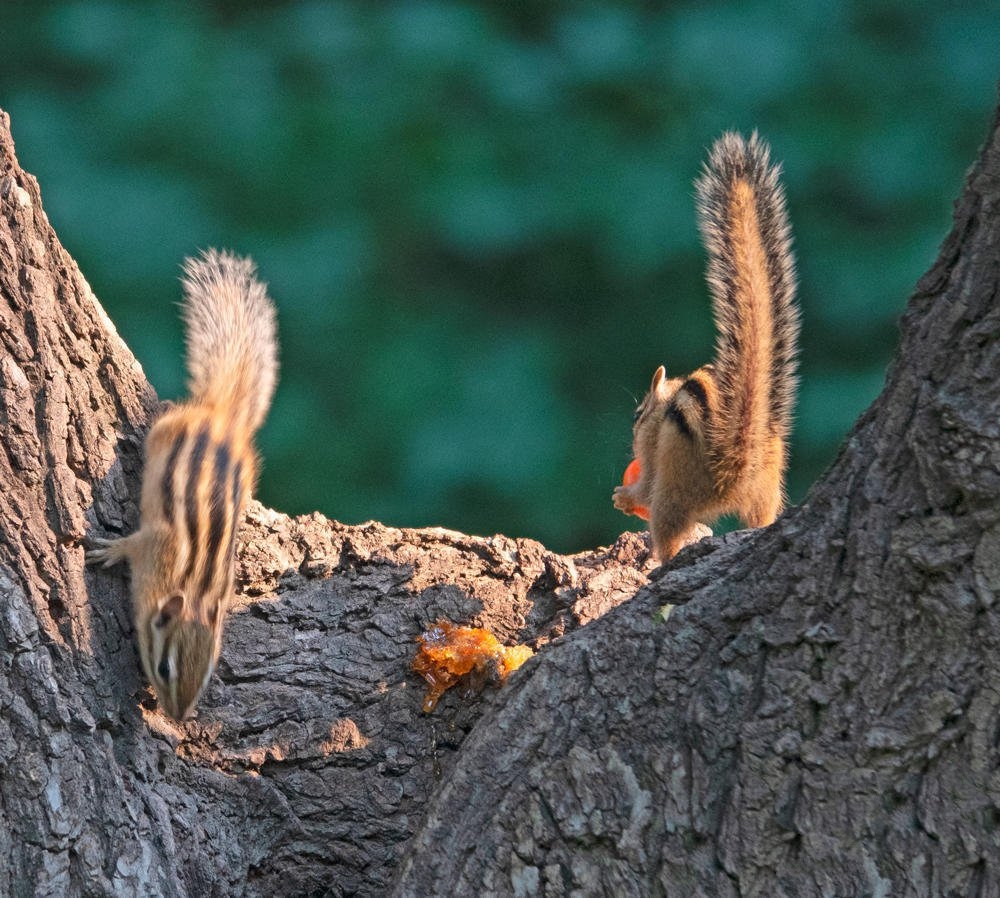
650, 365, 666, 394
154, 592, 185, 629
205, 602, 222, 630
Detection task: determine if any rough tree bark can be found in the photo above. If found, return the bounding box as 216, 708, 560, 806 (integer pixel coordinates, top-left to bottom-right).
1, 95, 998, 898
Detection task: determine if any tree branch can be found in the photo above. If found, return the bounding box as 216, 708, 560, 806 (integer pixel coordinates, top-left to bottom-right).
389, 100, 1000, 897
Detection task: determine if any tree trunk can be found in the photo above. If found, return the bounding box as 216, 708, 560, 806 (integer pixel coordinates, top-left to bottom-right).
2, 99, 999, 898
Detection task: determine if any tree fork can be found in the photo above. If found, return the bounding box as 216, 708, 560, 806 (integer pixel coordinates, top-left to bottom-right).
1, 101, 999, 897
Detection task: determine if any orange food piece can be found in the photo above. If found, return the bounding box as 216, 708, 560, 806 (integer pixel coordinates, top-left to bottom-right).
622, 458, 650, 520
413, 620, 534, 713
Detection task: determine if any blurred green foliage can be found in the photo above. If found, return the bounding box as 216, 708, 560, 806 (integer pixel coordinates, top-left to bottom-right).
3, 1, 997, 552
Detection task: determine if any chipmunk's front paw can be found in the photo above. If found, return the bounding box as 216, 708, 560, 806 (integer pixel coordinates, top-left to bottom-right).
613, 485, 637, 514
85, 536, 127, 568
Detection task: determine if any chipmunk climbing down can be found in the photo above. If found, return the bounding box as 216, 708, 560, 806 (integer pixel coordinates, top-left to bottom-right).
88, 250, 278, 719
613, 132, 799, 560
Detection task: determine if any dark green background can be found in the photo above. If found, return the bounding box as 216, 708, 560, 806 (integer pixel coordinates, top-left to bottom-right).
4, 2, 997, 553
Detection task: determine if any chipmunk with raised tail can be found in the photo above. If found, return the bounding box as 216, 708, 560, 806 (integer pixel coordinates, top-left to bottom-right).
88, 250, 278, 719
613, 132, 799, 560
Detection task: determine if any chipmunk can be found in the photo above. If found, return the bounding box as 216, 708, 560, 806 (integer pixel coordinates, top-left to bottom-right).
87, 250, 278, 720
613, 132, 799, 560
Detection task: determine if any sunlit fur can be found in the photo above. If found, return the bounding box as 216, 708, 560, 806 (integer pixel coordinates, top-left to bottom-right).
613, 133, 799, 560
88, 250, 278, 719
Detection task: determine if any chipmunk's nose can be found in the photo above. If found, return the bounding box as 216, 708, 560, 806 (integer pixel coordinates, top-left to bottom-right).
161, 700, 196, 722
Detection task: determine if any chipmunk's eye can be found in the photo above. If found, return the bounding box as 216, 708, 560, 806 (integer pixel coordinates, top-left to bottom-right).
633, 406, 643, 423
157, 654, 172, 683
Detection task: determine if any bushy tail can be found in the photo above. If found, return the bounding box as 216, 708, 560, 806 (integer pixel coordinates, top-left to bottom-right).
180, 249, 278, 434
695, 131, 799, 488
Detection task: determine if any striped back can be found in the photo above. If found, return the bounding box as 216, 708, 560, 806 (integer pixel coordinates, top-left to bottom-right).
141, 405, 251, 622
